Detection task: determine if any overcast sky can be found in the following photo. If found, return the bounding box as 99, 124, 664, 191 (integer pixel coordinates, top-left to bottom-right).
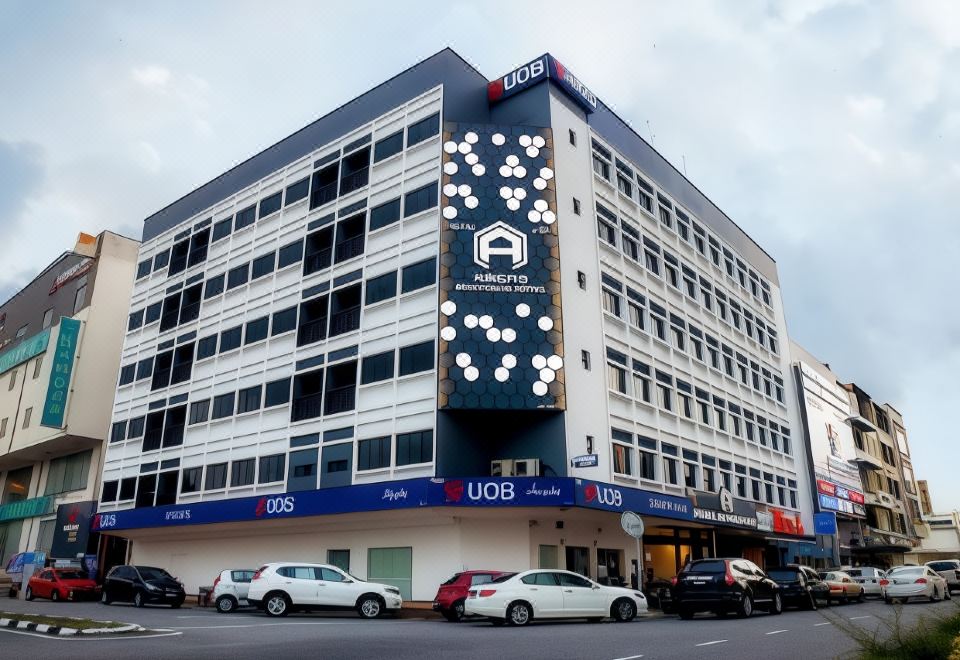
1, 1, 957, 510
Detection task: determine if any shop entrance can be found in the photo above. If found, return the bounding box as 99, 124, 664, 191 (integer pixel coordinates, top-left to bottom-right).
565, 546, 590, 578
596, 548, 624, 585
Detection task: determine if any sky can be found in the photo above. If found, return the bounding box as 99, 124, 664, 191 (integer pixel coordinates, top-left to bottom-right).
1, 0, 958, 511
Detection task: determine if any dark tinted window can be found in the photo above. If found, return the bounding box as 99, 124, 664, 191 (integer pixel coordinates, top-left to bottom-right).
369, 198, 401, 231
212, 218, 232, 242
197, 335, 217, 360
401, 258, 436, 293
374, 131, 403, 162
258, 454, 285, 483
118, 364, 136, 386
181, 467, 202, 493
245, 316, 269, 344
278, 239, 304, 269
258, 192, 282, 218
237, 385, 262, 414
204, 274, 225, 299
285, 177, 309, 206
404, 182, 438, 217
220, 326, 242, 352
136, 260, 151, 279
119, 477, 137, 500
128, 310, 144, 331
396, 430, 432, 466
251, 252, 276, 280
767, 568, 801, 582
264, 378, 291, 407
212, 393, 235, 419
521, 573, 559, 586
230, 458, 255, 487
227, 264, 249, 289
406, 113, 439, 147
928, 562, 958, 572
128, 417, 145, 438
205, 463, 227, 490
153, 249, 170, 270
365, 271, 397, 305
136, 357, 154, 380
189, 399, 210, 425
271, 306, 298, 335
398, 340, 434, 376
101, 480, 118, 502
684, 560, 727, 574
145, 302, 162, 324
357, 436, 390, 471
234, 205, 256, 231
361, 351, 394, 384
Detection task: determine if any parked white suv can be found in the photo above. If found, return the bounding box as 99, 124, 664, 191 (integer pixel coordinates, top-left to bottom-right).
212, 569, 256, 613
247, 563, 403, 618
926, 560, 960, 593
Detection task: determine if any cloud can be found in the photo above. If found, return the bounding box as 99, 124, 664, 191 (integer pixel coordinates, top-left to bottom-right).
0, 139, 46, 233
132, 65, 172, 89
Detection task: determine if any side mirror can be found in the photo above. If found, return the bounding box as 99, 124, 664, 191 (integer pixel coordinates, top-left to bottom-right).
592, 584, 601, 590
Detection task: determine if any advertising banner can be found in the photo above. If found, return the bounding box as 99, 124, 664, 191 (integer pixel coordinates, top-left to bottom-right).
438, 123, 565, 410
50, 500, 97, 559
0, 328, 50, 375
575, 479, 694, 521
41, 317, 81, 428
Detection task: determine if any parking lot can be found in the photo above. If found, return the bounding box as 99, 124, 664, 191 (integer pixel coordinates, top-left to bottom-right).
1, 596, 957, 660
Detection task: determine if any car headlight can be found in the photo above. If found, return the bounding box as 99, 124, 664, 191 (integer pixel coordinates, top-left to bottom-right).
145, 583, 160, 591
384, 587, 401, 596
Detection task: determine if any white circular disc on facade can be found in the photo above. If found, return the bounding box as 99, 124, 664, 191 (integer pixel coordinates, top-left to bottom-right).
506, 154, 520, 167
532, 135, 546, 148
456, 352, 472, 368
547, 354, 563, 370
506, 198, 520, 211
440, 326, 457, 341
464, 152, 479, 165
533, 177, 547, 190
478, 314, 494, 329
464, 366, 479, 382
527, 210, 541, 223
538, 316, 554, 331
515, 303, 531, 318
443, 162, 458, 175
512, 165, 527, 178
464, 314, 479, 329
457, 184, 472, 197
440, 300, 457, 316
492, 133, 506, 146
502, 354, 517, 369
542, 210, 557, 224
533, 199, 549, 212
526, 146, 540, 158
501, 328, 516, 343
442, 206, 458, 220
519, 134, 532, 147
513, 187, 527, 200
465, 196, 479, 209
458, 142, 472, 154
486, 328, 501, 342
499, 165, 512, 178
540, 368, 556, 383
495, 367, 510, 382
540, 167, 554, 180
532, 354, 547, 370
499, 186, 513, 200
532, 381, 548, 396
465, 131, 479, 144
443, 183, 458, 197
443, 141, 458, 154
471, 164, 486, 177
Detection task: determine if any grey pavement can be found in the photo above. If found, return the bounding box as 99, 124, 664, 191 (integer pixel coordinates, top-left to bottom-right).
0, 596, 957, 660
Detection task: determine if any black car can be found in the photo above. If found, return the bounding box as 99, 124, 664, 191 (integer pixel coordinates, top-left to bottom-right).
102, 565, 186, 608
672, 558, 783, 619
767, 565, 830, 610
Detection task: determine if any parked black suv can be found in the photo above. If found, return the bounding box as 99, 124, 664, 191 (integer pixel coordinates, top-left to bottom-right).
102, 565, 186, 608
767, 565, 830, 610
672, 558, 782, 619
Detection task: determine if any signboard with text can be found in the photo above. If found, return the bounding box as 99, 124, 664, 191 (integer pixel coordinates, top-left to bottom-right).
0, 328, 50, 375
50, 501, 97, 559
41, 317, 80, 428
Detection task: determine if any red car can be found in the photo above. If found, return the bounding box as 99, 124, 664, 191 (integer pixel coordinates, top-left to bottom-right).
26, 568, 101, 602
433, 570, 512, 621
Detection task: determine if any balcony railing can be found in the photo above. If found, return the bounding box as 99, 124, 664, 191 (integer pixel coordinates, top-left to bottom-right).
291, 393, 323, 422
324, 386, 356, 415
296, 318, 327, 347
329, 307, 360, 336
304, 249, 332, 275
170, 363, 193, 385
334, 235, 365, 263
339, 168, 369, 196
310, 182, 338, 209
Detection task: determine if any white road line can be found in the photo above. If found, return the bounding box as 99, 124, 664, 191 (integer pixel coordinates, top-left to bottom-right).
0, 628, 183, 641
814, 622, 832, 627
611, 655, 643, 660
849, 616, 872, 620
766, 630, 788, 635
695, 640, 728, 647
173, 621, 401, 629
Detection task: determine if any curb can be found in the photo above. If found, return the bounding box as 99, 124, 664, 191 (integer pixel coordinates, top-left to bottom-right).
0, 616, 144, 637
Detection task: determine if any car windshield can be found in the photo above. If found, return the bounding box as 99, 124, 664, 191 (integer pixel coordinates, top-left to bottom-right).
138, 567, 173, 581
846, 569, 862, 577
56, 570, 87, 580
490, 573, 517, 584
890, 567, 923, 577
767, 569, 800, 581
685, 560, 727, 574
819, 572, 835, 580
440, 573, 462, 586
928, 562, 958, 572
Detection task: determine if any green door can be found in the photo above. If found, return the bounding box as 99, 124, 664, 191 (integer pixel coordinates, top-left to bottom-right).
367, 547, 412, 600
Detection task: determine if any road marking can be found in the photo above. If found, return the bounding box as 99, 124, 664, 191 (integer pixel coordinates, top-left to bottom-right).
849, 616, 872, 620
611, 655, 643, 660
172, 621, 405, 629
0, 628, 183, 641
766, 630, 788, 635
695, 640, 728, 647
814, 622, 832, 627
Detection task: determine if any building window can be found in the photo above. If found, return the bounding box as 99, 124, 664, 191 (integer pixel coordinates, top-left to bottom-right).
204, 274, 225, 299
613, 444, 633, 476
607, 363, 627, 394
568, 129, 577, 146
369, 198, 401, 231
245, 316, 269, 345
396, 430, 433, 466
639, 449, 656, 480
403, 182, 438, 217
334, 214, 365, 263
205, 463, 227, 490
227, 263, 250, 290
189, 399, 210, 425
291, 369, 324, 422
324, 361, 358, 416
21, 407, 32, 429
581, 350, 591, 370
361, 351, 395, 384
577, 271, 587, 289
358, 436, 391, 471
212, 392, 236, 420
219, 326, 242, 353
44, 450, 92, 495
573, 198, 581, 215
234, 205, 256, 232
110, 422, 126, 443
271, 306, 298, 336
258, 192, 282, 219
366, 271, 398, 305
41, 308, 54, 329
264, 378, 291, 408
328, 549, 350, 572
162, 406, 186, 448
284, 177, 310, 206
237, 385, 262, 414
406, 113, 439, 147
230, 458, 255, 487
684, 463, 698, 489
196, 336, 217, 360
127, 416, 144, 438
181, 467, 202, 494
119, 477, 137, 500
401, 258, 436, 293
251, 252, 276, 280
118, 364, 135, 386
278, 239, 304, 269
101, 480, 119, 502
73, 277, 88, 314
258, 454, 285, 484
601, 289, 621, 317
398, 341, 434, 376
663, 457, 678, 485
297, 295, 329, 346
136, 260, 152, 279
212, 218, 232, 242
374, 131, 403, 162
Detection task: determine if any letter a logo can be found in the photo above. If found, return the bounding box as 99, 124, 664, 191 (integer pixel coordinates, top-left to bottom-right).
474, 221, 528, 270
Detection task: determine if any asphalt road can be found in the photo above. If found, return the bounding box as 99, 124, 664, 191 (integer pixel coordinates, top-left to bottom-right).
1, 596, 957, 660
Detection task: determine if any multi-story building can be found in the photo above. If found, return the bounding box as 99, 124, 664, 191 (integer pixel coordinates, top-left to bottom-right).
886, 405, 926, 539
0, 231, 138, 567
841, 383, 919, 566
918, 479, 934, 516
95, 49, 813, 599
913, 511, 960, 563
790, 342, 867, 567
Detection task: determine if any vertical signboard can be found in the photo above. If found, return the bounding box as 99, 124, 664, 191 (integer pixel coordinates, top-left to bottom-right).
50, 501, 97, 559
41, 317, 81, 428
437, 124, 565, 409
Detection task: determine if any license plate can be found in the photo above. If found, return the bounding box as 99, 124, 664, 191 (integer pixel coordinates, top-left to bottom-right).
693, 581, 706, 585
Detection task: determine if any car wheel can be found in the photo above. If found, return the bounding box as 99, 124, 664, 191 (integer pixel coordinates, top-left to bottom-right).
613, 598, 636, 623
51, 590, 61, 602
134, 591, 146, 608
856, 591, 864, 603
358, 595, 383, 619
216, 596, 237, 614
101, 591, 112, 605
737, 594, 754, 618
678, 608, 695, 620
930, 586, 939, 603
449, 600, 465, 622
265, 592, 290, 617
770, 592, 783, 615
24, 587, 33, 601
884, 596, 892, 604
507, 602, 532, 626
840, 593, 849, 605
945, 589, 952, 601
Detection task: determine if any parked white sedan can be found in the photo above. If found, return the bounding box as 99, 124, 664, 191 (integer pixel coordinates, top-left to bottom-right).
464, 569, 647, 626
882, 566, 951, 604
925, 560, 960, 594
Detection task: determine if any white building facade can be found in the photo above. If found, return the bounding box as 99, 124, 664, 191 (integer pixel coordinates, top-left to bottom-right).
96, 50, 813, 600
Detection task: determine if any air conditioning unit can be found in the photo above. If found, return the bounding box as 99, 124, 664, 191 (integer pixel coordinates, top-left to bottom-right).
491, 459, 540, 477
